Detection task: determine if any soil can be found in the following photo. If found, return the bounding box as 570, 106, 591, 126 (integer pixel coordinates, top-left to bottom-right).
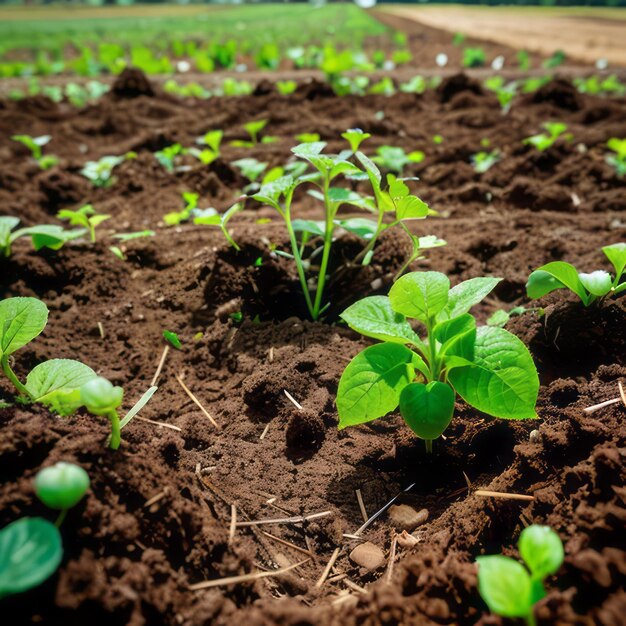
0, 68, 625, 626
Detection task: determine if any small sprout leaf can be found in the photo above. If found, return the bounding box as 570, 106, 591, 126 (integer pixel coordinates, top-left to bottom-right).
476, 555, 533, 618
34, 462, 90, 510
79, 377, 123, 416
579, 271, 612, 297
399, 381, 455, 440
443, 277, 501, 320
602, 242, 626, 278
337, 343, 421, 428
448, 326, 539, 419
163, 330, 181, 349
0, 518, 63, 599
120, 385, 158, 429
519, 525, 564, 580
526, 261, 589, 303
0, 297, 49, 359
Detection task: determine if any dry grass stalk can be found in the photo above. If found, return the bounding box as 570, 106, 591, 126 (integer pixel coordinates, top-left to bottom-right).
151, 345, 170, 386
134, 415, 182, 432
229, 504, 237, 543
385, 535, 398, 584
315, 547, 341, 588
284, 389, 303, 410
354, 482, 416, 536
144, 487, 169, 508
261, 531, 313, 557
355, 489, 368, 523
175, 373, 219, 429
236, 510, 332, 528
474, 489, 534, 501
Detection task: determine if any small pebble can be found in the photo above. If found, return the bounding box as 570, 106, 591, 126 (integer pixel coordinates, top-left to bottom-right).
396, 530, 419, 549
388, 504, 429, 531
529, 429, 541, 443
349, 541, 385, 571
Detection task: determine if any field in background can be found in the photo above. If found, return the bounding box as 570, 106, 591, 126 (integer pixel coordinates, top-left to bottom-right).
380, 4, 626, 65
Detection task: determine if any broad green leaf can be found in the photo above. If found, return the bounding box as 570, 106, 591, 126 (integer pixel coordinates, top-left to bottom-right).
341, 296, 421, 346
291, 142, 327, 161
519, 525, 564, 581
292, 219, 325, 237
395, 196, 429, 220
253, 175, 296, 208
389, 271, 450, 323
329, 159, 361, 179
443, 277, 501, 320
602, 242, 626, 278
355, 150, 381, 184
579, 271, 612, 297
476, 555, 533, 618
526, 262, 589, 304
399, 381, 455, 440
25, 359, 97, 415
0, 217, 20, 251
17, 225, 86, 251
337, 343, 419, 428
448, 326, 538, 419
0, 297, 48, 358
0, 517, 62, 599
335, 218, 378, 239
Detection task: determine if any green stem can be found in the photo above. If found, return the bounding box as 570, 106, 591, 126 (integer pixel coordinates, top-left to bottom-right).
108, 410, 121, 450
425, 439, 433, 454
284, 213, 315, 320
526, 610, 537, 626
55, 509, 68, 528
1, 356, 30, 397
312, 176, 333, 319
353, 213, 386, 267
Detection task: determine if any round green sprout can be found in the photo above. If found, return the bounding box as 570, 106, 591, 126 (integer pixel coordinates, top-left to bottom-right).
80, 377, 124, 449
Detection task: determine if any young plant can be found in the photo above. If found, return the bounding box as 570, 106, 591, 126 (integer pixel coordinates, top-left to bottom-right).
208, 135, 440, 320
35, 462, 90, 526
471, 149, 501, 174
523, 122, 571, 152
606, 138, 626, 177
191, 129, 223, 165
163, 192, 200, 226
483, 76, 517, 112
477, 525, 564, 626
0, 297, 157, 448
12, 134, 59, 170
0, 217, 85, 257
57, 204, 110, 243
80, 154, 125, 188
372, 145, 424, 175
276, 80, 297, 96
231, 120, 277, 147
155, 143, 185, 172
463, 47, 486, 68
527, 243, 626, 306
337, 271, 539, 452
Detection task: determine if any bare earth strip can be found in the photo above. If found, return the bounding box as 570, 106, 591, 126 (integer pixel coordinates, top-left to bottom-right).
379, 5, 626, 66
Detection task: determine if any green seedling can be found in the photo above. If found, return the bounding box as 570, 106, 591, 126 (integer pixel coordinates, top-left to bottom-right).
231, 120, 276, 147
209, 135, 441, 320
80, 155, 125, 187
296, 133, 321, 144
276, 80, 297, 95
191, 130, 223, 165
517, 50, 531, 71
463, 47, 486, 68
368, 77, 396, 97
432, 135, 444, 145
341, 128, 371, 154
232, 158, 268, 183
372, 145, 424, 175
0, 518, 62, 599
527, 243, 626, 306
606, 138, 626, 177
543, 49, 566, 69
112, 230, 155, 242
155, 143, 185, 172
163, 330, 181, 349
477, 525, 564, 626
164, 192, 200, 226
484, 76, 517, 112
0, 216, 86, 257
487, 305, 538, 328
57, 204, 110, 243
523, 122, 571, 152
35, 462, 89, 526
471, 150, 501, 174
0, 297, 157, 447
337, 271, 538, 452
12, 134, 59, 170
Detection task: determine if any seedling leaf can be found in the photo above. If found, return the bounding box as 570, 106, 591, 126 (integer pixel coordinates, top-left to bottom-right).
0, 297, 48, 358
399, 381, 455, 440
476, 555, 533, 618
443, 277, 501, 320
519, 525, 564, 580
389, 271, 450, 323
526, 261, 588, 303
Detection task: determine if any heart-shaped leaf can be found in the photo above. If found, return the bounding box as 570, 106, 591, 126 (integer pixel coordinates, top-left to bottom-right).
399, 381, 455, 440
476, 555, 533, 618
0, 297, 48, 359
389, 271, 450, 323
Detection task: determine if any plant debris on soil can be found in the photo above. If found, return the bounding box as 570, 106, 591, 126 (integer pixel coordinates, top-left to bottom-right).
1, 67, 625, 626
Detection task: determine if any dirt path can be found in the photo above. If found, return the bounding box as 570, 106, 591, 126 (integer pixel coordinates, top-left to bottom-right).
378, 5, 626, 66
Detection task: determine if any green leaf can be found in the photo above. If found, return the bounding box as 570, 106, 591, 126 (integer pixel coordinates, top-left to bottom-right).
341, 128, 371, 153
579, 271, 612, 297
519, 525, 564, 580
337, 343, 420, 428
443, 277, 501, 320
448, 326, 539, 419
476, 555, 533, 618
162, 330, 181, 349
34, 462, 90, 510
602, 242, 626, 278
399, 381, 455, 440
291, 142, 327, 161
0, 217, 20, 252
341, 296, 422, 346
335, 218, 378, 239
526, 262, 589, 304
0, 517, 62, 599
389, 271, 450, 323
0, 297, 48, 359
395, 196, 430, 220
25, 359, 97, 415
434, 313, 476, 359
292, 219, 325, 237
120, 385, 159, 429
17, 225, 86, 251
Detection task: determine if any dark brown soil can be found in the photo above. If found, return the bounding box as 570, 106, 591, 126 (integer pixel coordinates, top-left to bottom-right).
0, 69, 625, 626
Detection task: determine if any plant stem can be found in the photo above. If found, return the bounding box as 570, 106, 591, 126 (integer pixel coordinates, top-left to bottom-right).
312, 176, 333, 319
425, 439, 433, 454
1, 356, 30, 397
108, 410, 121, 450
526, 610, 537, 626
55, 509, 68, 528
284, 216, 315, 319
